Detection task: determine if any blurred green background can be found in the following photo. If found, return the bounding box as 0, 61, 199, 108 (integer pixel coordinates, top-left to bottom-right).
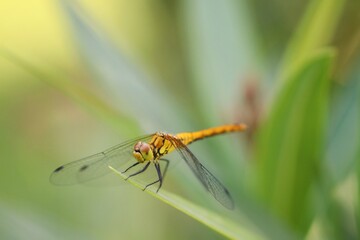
0, 0, 359, 239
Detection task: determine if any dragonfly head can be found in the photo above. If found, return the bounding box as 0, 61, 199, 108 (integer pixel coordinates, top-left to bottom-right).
133, 142, 154, 162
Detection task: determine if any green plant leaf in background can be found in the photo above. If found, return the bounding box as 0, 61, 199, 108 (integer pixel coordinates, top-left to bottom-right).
256, 49, 335, 234
358, 74, 360, 237
0, 50, 140, 137
279, 0, 344, 83
315, 57, 360, 239
60, 0, 189, 133
338, 57, 360, 238
0, 203, 87, 240
180, 0, 259, 123
357, 139, 360, 238
326, 60, 360, 183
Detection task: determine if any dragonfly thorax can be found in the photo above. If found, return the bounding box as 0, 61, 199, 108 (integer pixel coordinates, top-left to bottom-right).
133, 142, 154, 163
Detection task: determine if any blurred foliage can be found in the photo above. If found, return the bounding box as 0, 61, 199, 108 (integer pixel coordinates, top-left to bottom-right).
0, 0, 359, 239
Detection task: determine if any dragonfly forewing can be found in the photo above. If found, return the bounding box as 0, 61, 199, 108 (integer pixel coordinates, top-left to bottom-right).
50, 135, 153, 185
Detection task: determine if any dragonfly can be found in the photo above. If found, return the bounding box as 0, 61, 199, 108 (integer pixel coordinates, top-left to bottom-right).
50, 124, 247, 209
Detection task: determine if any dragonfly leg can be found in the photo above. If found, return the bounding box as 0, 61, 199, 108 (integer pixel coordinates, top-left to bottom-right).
143, 161, 163, 192
159, 159, 169, 181
122, 162, 140, 174
125, 162, 150, 180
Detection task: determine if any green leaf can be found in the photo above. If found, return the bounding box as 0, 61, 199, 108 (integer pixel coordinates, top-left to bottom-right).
317, 57, 360, 239
0, 203, 87, 240
326, 60, 360, 183
256, 49, 335, 233
0, 50, 141, 136
179, 0, 259, 123
60, 0, 189, 132
357, 154, 360, 238
279, 0, 345, 82
109, 166, 265, 240
356, 67, 360, 236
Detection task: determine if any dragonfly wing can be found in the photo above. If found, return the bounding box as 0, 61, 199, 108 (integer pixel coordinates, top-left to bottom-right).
50, 135, 153, 185
50, 152, 110, 185
169, 137, 234, 210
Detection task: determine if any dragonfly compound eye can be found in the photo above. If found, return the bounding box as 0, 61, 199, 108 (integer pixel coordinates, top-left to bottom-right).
133, 142, 154, 162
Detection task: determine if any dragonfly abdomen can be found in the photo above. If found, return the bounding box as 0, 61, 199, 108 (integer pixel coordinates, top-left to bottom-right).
177, 123, 247, 146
